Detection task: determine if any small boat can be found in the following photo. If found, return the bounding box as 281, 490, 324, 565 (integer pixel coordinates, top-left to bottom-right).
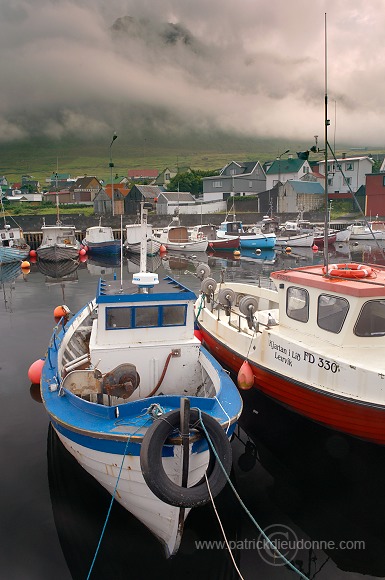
39, 207, 242, 557
347, 221, 385, 240
189, 224, 240, 252
37, 222, 81, 262
125, 222, 162, 256
82, 223, 120, 255
275, 230, 315, 247
152, 223, 208, 252
0, 199, 30, 264
216, 219, 276, 249
0, 224, 31, 264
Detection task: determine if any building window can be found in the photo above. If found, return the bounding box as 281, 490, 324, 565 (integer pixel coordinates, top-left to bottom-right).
345, 163, 353, 171
213, 181, 222, 188
317, 294, 349, 333
229, 169, 236, 175
303, 166, 309, 173
345, 177, 352, 186
249, 181, 253, 188
327, 163, 334, 173
382, 175, 385, 187
328, 178, 333, 186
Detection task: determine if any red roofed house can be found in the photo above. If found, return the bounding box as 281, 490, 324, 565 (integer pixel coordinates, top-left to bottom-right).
127, 169, 159, 182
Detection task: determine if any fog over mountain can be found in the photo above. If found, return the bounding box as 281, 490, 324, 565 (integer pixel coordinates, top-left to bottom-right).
1, 0, 385, 146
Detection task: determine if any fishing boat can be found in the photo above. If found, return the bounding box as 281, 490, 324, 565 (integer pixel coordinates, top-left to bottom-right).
39, 207, 242, 557
216, 219, 276, 250
0, 200, 30, 263
82, 222, 121, 255
125, 221, 162, 256
0, 224, 30, 264
195, 27, 385, 446
152, 223, 208, 252
189, 224, 240, 252
347, 221, 385, 241
36, 222, 81, 261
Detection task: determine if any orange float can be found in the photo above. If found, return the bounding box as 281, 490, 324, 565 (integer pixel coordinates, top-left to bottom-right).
237, 360, 254, 390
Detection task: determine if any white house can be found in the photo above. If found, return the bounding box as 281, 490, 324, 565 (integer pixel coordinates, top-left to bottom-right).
202, 160, 266, 203
317, 155, 373, 194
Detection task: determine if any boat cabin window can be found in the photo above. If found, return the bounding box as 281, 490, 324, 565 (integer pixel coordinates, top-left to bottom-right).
286, 287, 309, 323
317, 294, 349, 334
105, 304, 187, 330
355, 300, 385, 337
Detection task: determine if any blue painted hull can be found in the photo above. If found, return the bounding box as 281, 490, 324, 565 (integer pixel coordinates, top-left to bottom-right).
239, 236, 276, 249
86, 241, 121, 255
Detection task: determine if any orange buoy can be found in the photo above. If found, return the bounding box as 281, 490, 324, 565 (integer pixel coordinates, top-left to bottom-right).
79, 248, 87, 256
194, 329, 203, 342
237, 360, 254, 390
29, 249, 37, 257
160, 244, 167, 253
285, 247, 292, 253
312, 244, 319, 252
21, 260, 30, 269
233, 250, 241, 257
28, 358, 45, 384
54, 304, 71, 320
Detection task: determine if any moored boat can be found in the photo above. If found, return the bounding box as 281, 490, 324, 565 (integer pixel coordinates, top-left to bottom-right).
38, 208, 242, 558
125, 222, 162, 256
216, 219, 276, 250
152, 224, 208, 252
37, 223, 81, 262
83, 224, 120, 255
0, 224, 30, 264
195, 261, 385, 445
189, 224, 240, 252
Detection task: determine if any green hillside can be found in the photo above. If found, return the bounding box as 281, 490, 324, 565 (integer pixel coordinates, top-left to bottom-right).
0, 132, 382, 185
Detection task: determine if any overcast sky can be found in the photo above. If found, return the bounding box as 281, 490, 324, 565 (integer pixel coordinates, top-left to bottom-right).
1, 0, 384, 146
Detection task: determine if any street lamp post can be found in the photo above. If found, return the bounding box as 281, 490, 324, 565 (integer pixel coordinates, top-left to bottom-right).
277, 149, 290, 213
109, 133, 118, 216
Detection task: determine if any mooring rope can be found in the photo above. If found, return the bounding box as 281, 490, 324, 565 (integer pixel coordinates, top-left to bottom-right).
193, 407, 310, 580
85, 415, 152, 580
204, 472, 245, 580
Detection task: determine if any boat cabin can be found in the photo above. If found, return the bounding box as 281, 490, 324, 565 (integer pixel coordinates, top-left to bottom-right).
270, 265, 385, 348
85, 226, 114, 243
41, 224, 77, 246
125, 223, 153, 245
85, 276, 203, 400
0, 225, 24, 247
218, 221, 244, 235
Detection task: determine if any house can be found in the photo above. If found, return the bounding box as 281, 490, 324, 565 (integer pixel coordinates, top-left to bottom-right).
93, 188, 113, 215
21, 175, 41, 193
202, 161, 266, 203
317, 155, 374, 195
124, 185, 163, 215
364, 173, 385, 216
154, 167, 177, 188
44, 190, 74, 204
127, 169, 159, 182
265, 156, 311, 190
156, 192, 196, 215
103, 182, 129, 215
70, 176, 103, 204
277, 180, 325, 213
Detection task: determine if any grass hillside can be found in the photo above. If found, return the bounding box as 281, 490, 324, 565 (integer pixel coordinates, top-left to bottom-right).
0, 131, 380, 185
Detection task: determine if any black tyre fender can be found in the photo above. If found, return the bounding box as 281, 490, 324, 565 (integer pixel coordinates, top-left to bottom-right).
140, 409, 232, 508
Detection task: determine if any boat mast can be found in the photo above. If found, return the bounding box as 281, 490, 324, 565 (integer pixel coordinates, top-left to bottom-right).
323, 13, 330, 271
140, 203, 148, 274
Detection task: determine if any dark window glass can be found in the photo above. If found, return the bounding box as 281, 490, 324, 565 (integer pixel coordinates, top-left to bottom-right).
355, 300, 385, 337
286, 287, 309, 323
106, 307, 132, 329
317, 294, 349, 333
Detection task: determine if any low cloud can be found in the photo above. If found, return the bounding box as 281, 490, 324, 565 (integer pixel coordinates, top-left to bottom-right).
0, 0, 384, 145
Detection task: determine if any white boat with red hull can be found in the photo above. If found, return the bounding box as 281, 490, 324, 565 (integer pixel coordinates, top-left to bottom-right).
195, 261, 385, 445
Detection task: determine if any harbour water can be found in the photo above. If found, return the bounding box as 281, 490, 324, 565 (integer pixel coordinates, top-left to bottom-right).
2, 241, 385, 580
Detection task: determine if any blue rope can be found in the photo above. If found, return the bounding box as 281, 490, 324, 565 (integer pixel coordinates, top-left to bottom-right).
85, 414, 153, 579
193, 407, 310, 580
86, 434, 132, 580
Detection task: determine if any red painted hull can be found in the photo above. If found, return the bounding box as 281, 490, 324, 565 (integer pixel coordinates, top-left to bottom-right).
206, 237, 240, 251
200, 326, 385, 445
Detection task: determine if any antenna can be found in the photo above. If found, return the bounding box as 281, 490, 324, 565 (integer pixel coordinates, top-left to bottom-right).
323, 12, 330, 272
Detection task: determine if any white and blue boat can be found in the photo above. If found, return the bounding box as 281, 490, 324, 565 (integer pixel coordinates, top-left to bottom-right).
83, 224, 121, 255
216, 219, 276, 250
40, 208, 242, 558
0, 224, 30, 264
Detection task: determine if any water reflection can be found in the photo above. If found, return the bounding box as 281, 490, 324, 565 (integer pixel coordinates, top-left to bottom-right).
234, 388, 385, 578
87, 254, 121, 277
